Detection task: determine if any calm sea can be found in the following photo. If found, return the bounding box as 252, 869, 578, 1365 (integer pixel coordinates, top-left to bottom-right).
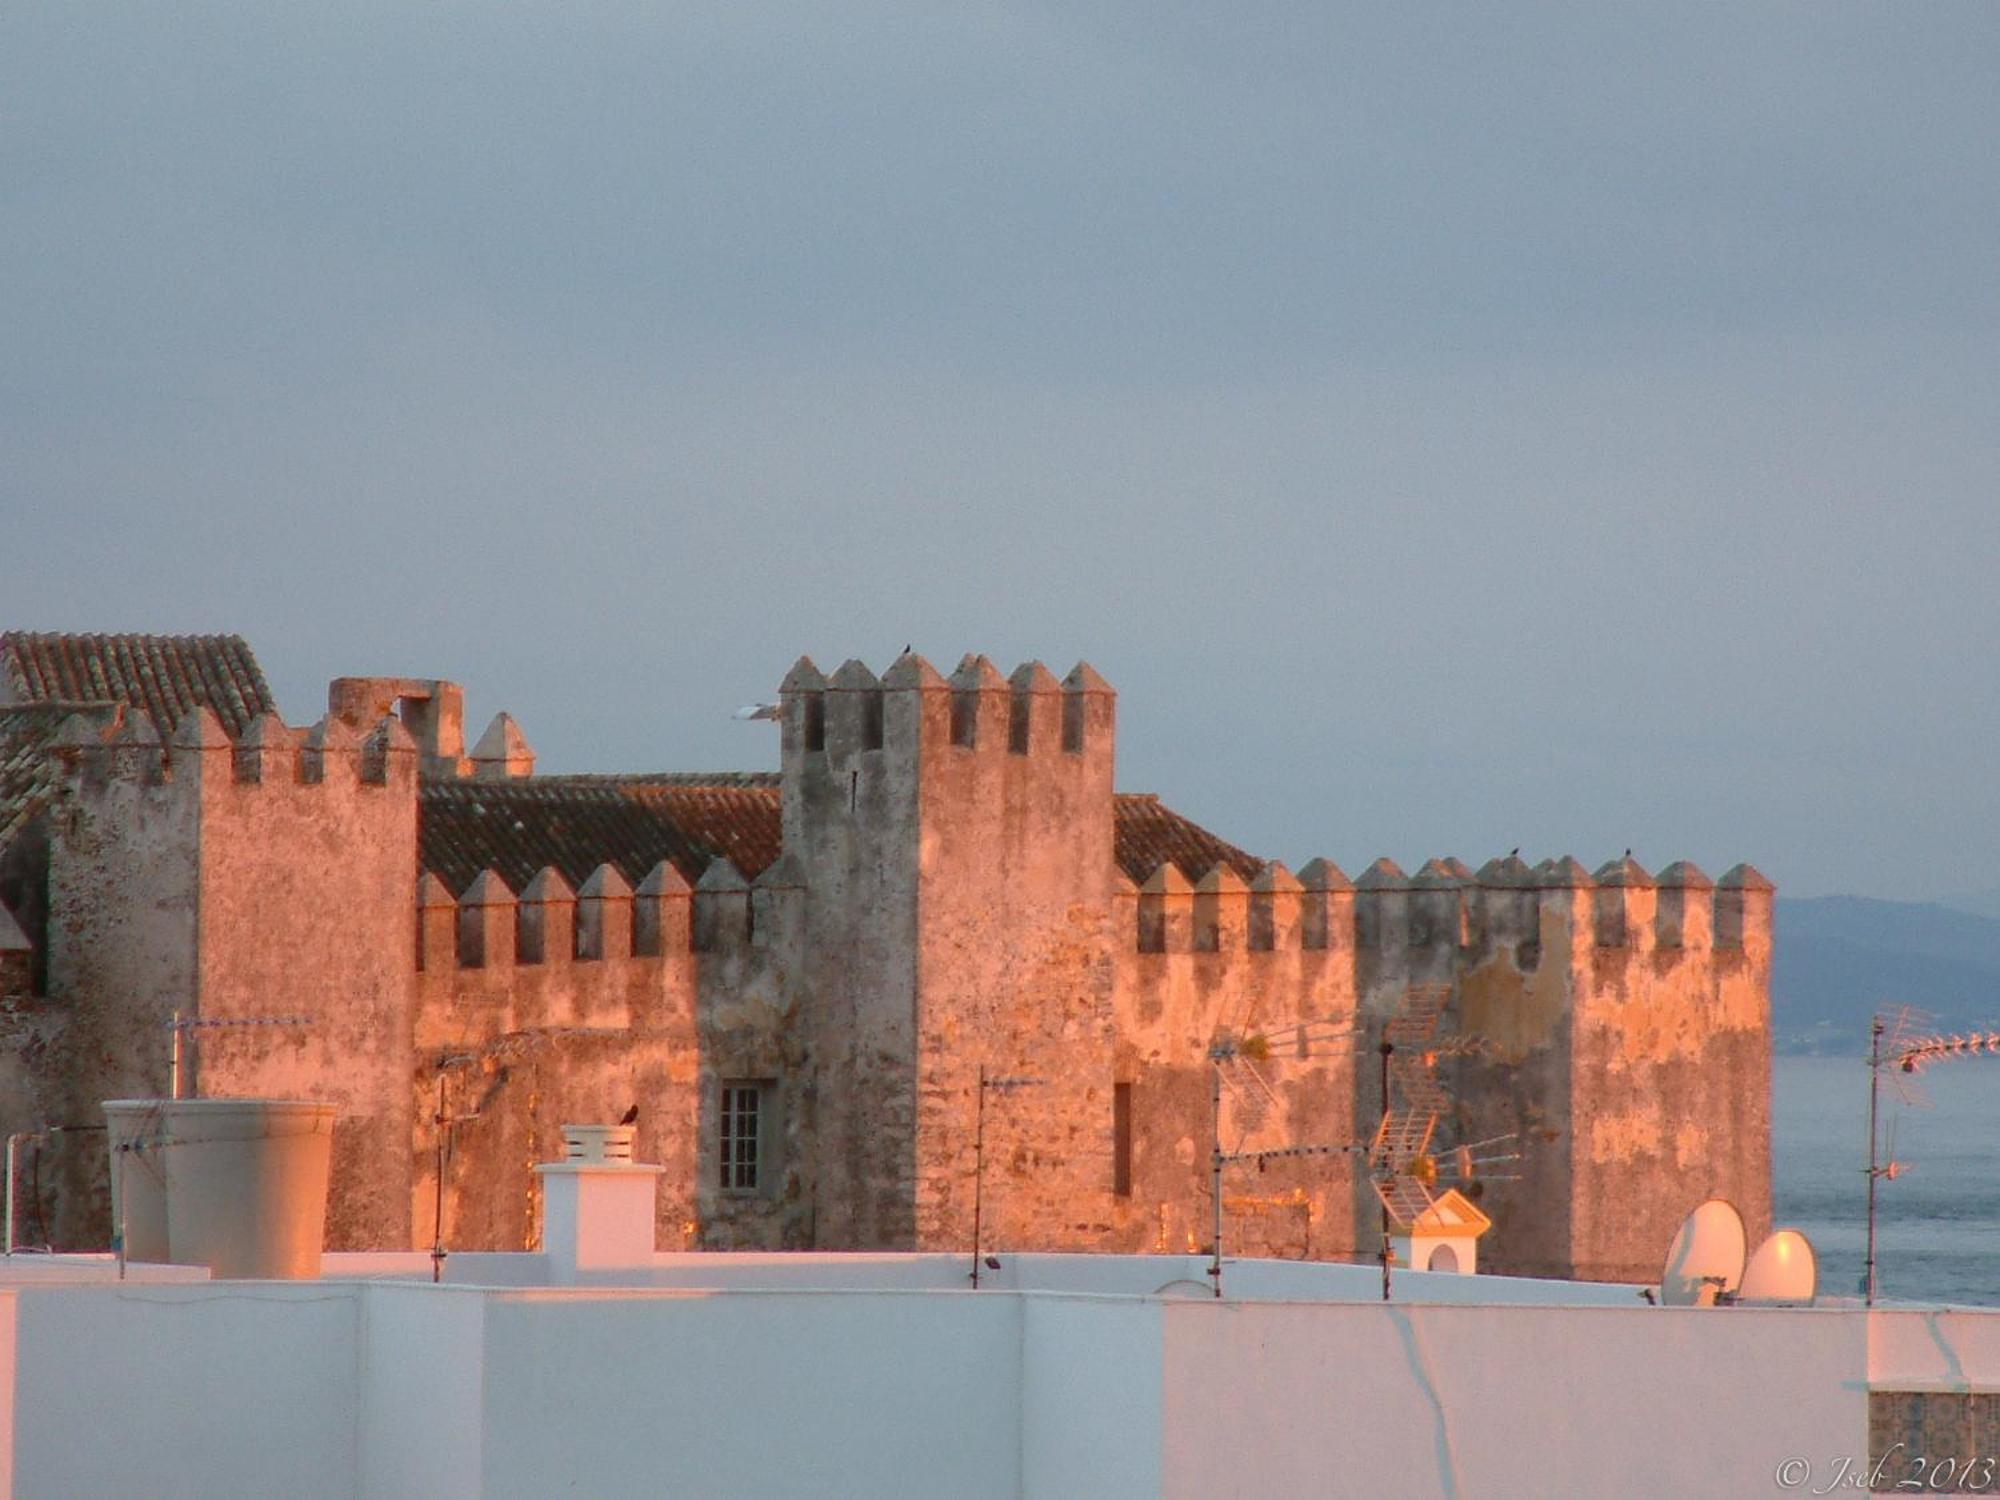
1774, 1054, 2000, 1305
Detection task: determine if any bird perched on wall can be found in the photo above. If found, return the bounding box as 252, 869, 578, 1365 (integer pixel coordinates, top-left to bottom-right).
619, 1104, 639, 1126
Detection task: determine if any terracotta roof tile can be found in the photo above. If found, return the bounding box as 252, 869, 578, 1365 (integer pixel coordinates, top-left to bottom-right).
419, 776, 1263, 895
0, 632, 275, 738
418, 776, 785, 895
0, 704, 94, 850
1113, 793, 1262, 883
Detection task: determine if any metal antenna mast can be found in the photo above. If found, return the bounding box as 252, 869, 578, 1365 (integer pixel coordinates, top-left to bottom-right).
1863, 1007, 2000, 1305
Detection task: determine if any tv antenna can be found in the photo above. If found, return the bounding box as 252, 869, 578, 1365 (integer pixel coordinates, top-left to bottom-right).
1367, 984, 1518, 1301
1206, 1016, 1368, 1297
166, 1010, 309, 1100
1863, 1006, 2000, 1304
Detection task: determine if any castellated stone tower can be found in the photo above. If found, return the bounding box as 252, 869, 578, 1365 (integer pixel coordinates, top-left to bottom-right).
42, 705, 418, 1250
1347, 853, 1773, 1282
779, 653, 1120, 1250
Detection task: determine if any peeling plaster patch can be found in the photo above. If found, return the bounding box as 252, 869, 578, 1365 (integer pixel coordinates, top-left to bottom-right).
1456, 956, 1566, 1064
1591, 975, 1766, 1073
1588, 1109, 1664, 1165
1673, 1121, 1708, 1170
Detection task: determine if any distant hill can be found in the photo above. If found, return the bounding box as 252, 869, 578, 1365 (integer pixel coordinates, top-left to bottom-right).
1935, 887, 2000, 923
1772, 896, 2000, 1056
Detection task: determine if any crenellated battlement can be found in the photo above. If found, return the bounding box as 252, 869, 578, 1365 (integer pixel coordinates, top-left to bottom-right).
55, 705, 418, 795
780, 651, 1116, 767
417, 859, 714, 972
1120, 852, 1773, 959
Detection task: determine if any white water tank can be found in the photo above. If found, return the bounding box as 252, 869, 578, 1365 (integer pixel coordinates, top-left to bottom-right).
160, 1099, 337, 1279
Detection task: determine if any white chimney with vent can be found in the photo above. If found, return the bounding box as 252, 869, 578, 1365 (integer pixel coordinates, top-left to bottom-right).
535, 1123, 662, 1284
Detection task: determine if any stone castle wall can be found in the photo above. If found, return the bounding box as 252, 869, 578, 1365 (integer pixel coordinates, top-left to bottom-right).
6, 655, 1773, 1281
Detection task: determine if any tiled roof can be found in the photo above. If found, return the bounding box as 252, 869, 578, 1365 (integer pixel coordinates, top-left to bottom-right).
418, 775, 1264, 895
1, 632, 274, 739
0, 704, 102, 850
1114, 793, 1262, 885
419, 776, 787, 894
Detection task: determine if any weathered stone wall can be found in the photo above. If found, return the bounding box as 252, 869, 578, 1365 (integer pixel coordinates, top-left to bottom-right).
41, 712, 203, 1244
0, 899, 63, 1247
1567, 861, 1773, 1282
693, 869, 808, 1249
176, 712, 420, 1250
906, 658, 1120, 1254
1114, 865, 1360, 1262
779, 658, 921, 1249
1334, 854, 1773, 1281
412, 862, 706, 1256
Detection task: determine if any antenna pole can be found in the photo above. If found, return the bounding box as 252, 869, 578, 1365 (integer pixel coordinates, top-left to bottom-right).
1865, 1016, 1883, 1308
971, 1066, 987, 1290
1208, 1059, 1224, 1298
1380, 1039, 1394, 1302
431, 1070, 450, 1284
4, 1131, 22, 1258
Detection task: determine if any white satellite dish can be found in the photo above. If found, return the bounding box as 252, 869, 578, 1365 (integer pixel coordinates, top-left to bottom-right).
1659, 1198, 1747, 1307
1738, 1229, 1818, 1306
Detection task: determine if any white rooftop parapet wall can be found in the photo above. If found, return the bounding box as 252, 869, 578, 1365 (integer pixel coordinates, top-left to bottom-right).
11, 1270, 2000, 1498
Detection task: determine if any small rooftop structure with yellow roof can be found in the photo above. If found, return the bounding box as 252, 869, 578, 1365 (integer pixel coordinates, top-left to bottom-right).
1389, 1185, 1491, 1275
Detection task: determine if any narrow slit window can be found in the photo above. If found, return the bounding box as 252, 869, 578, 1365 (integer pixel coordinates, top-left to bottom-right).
1113, 1082, 1133, 1197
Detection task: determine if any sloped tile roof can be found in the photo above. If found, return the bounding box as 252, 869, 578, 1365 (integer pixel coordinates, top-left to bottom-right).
1, 632, 274, 739
1114, 793, 1262, 885
418, 775, 1263, 895
419, 776, 787, 894
0, 704, 97, 849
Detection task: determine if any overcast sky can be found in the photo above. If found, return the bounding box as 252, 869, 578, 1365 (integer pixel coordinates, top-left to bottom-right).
3, 4, 1995, 900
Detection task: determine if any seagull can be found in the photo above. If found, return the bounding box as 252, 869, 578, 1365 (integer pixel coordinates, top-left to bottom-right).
732, 704, 781, 722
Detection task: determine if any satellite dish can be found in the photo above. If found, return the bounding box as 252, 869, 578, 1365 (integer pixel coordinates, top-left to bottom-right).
1659, 1198, 1747, 1307
1738, 1229, 1818, 1306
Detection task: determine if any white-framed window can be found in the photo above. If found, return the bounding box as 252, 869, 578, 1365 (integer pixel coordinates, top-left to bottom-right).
719, 1081, 765, 1191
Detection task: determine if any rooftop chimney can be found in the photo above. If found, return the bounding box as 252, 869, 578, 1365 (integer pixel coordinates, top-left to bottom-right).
535, 1123, 661, 1284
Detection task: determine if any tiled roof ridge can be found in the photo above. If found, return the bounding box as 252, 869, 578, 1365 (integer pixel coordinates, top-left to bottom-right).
417, 774, 1266, 895
0, 631, 274, 739
426, 771, 784, 790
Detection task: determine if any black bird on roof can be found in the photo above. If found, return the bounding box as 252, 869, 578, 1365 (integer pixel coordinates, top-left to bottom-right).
619, 1104, 639, 1126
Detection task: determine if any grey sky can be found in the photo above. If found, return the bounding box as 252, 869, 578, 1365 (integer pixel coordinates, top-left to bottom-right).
4, 4, 1995, 899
